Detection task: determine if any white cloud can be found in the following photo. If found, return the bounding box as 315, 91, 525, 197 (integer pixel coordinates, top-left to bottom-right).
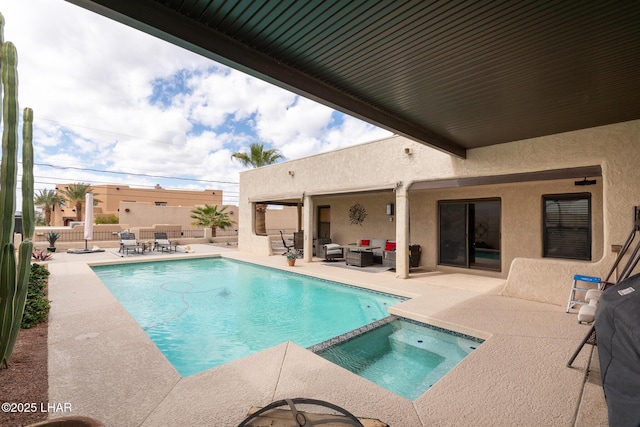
3, 0, 391, 208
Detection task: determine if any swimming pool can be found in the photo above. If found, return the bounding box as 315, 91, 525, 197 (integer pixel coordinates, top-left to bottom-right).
316, 317, 483, 400
92, 258, 403, 376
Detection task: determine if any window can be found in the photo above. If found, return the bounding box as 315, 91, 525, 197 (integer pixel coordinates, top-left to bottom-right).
543, 194, 591, 260
317, 206, 331, 240
155, 202, 168, 206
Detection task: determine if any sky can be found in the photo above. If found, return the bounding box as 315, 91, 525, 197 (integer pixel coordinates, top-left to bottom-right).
1, 0, 391, 207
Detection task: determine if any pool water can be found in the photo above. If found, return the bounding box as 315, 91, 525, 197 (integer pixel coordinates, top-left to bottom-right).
92, 258, 402, 376
317, 318, 482, 400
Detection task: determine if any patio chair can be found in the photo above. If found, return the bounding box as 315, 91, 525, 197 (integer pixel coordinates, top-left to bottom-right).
119, 232, 145, 255
280, 230, 293, 255
319, 243, 343, 262
239, 397, 386, 426
154, 232, 177, 253
293, 231, 304, 256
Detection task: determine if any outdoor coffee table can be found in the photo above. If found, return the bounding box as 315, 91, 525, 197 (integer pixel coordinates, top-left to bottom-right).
341, 245, 379, 267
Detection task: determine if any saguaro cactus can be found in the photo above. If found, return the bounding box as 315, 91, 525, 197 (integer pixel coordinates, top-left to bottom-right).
0, 11, 35, 368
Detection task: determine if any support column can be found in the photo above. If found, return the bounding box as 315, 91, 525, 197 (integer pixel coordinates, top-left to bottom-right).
297, 202, 302, 231
204, 227, 213, 240
395, 185, 410, 279
303, 194, 314, 262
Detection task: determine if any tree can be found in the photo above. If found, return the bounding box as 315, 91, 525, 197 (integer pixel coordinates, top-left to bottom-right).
231, 143, 284, 235
58, 183, 99, 222
190, 204, 234, 237
33, 189, 63, 226
231, 143, 284, 167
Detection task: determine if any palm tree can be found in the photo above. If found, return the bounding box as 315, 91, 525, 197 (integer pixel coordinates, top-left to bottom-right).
33, 189, 64, 226
190, 204, 234, 237
58, 183, 99, 222
231, 143, 284, 167
231, 143, 284, 235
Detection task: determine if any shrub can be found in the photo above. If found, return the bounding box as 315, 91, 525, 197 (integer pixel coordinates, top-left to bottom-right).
32, 249, 53, 261
95, 214, 119, 224
21, 264, 51, 329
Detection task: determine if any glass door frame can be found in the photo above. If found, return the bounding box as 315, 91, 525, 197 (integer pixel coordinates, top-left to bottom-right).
438, 198, 501, 271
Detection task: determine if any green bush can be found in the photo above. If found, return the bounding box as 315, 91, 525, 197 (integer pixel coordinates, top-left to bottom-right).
21, 264, 51, 329
95, 214, 119, 224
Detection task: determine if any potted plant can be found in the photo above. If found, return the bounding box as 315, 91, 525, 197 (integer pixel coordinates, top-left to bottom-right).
286, 251, 297, 266
46, 231, 60, 252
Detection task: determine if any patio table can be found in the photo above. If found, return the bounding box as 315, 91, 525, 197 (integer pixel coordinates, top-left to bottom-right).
339, 245, 380, 267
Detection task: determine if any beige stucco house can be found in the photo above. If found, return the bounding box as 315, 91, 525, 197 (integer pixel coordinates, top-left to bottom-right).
51, 184, 223, 227
239, 119, 640, 308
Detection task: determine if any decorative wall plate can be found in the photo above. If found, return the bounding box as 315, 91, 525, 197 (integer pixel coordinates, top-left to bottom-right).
349, 203, 367, 226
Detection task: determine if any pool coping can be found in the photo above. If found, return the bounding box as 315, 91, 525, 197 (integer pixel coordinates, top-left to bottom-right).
308, 315, 484, 355
307, 316, 398, 354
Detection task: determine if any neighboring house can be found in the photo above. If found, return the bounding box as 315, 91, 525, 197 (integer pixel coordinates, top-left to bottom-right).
238, 119, 640, 307
51, 184, 223, 226
49, 183, 298, 233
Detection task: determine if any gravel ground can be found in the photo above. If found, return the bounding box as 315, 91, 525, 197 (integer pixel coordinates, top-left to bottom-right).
0, 321, 48, 426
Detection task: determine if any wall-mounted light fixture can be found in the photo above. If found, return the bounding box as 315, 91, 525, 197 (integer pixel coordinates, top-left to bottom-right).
288, 170, 295, 177
386, 203, 394, 216
575, 177, 597, 186
404, 147, 412, 155
386, 203, 395, 221
124, 208, 130, 213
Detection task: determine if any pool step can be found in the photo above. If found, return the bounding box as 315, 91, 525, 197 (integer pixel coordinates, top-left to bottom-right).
389, 329, 443, 351
388, 327, 478, 355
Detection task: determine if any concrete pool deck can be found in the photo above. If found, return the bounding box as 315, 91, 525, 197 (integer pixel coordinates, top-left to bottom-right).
44, 245, 607, 426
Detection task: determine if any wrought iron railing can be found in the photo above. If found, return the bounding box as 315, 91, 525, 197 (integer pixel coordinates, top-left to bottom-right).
34, 230, 121, 242
33, 228, 211, 242
266, 228, 297, 236
31, 226, 266, 243
210, 228, 238, 237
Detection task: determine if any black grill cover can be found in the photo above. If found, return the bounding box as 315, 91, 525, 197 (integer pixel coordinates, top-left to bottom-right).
595, 273, 640, 427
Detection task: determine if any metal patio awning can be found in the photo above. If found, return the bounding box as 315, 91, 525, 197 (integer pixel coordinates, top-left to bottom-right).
67, 1, 640, 158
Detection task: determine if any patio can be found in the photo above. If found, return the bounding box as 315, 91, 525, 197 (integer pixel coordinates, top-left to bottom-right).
44, 244, 607, 426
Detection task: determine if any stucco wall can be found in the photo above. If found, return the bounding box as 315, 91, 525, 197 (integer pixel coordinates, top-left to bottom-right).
265, 206, 300, 232
119, 202, 239, 230
238, 135, 447, 254
238, 120, 640, 306
409, 178, 604, 272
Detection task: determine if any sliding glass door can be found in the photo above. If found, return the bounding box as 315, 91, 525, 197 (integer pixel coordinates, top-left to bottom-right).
439, 199, 501, 271
439, 203, 468, 267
